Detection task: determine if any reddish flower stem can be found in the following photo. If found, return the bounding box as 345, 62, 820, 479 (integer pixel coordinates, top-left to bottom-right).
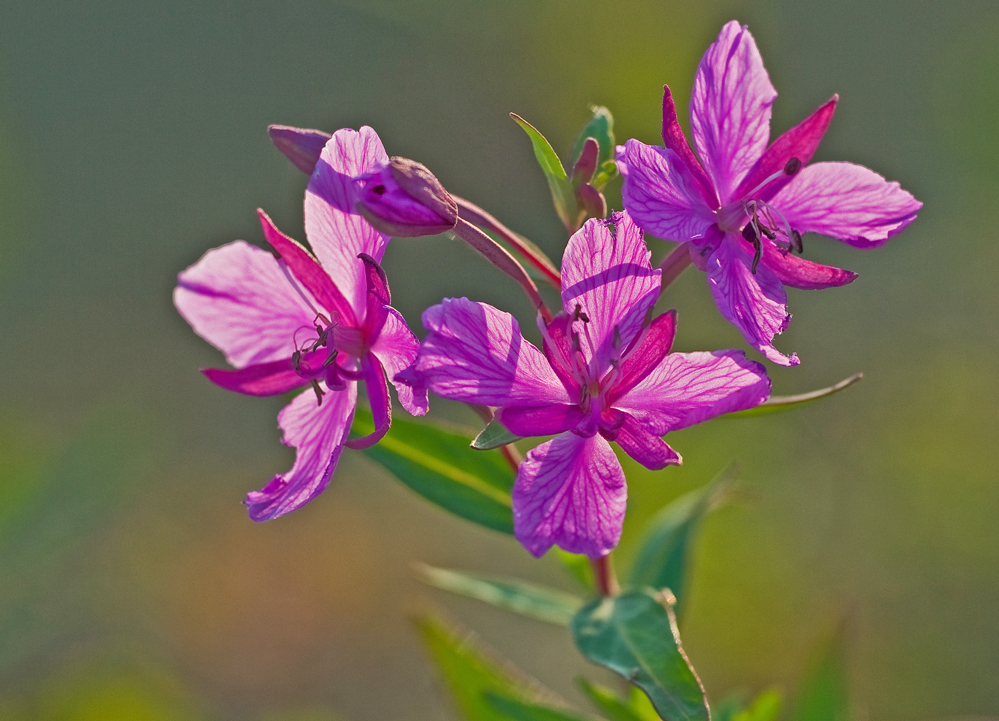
658, 242, 693, 295
451, 217, 553, 324
453, 196, 563, 290
591, 554, 619, 597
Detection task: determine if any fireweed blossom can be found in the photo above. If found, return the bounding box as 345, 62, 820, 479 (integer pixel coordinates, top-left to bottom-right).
405, 212, 771, 558
617, 21, 921, 366
174, 127, 427, 521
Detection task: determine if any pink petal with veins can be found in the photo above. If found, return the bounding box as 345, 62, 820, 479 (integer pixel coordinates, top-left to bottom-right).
371, 307, 428, 416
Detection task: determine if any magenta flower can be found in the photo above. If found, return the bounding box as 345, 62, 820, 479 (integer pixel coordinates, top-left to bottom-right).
174, 127, 428, 521
617, 21, 922, 366
405, 212, 770, 558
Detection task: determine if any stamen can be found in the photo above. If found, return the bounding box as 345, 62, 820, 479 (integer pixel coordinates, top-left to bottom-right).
278, 259, 323, 318
311, 379, 325, 405
741, 157, 802, 200
791, 230, 803, 254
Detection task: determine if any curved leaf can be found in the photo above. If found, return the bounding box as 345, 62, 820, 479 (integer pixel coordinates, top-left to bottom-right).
484, 693, 594, 721
472, 420, 523, 451
510, 113, 577, 230
354, 407, 514, 533
726, 373, 862, 418
571, 106, 616, 169
571, 590, 709, 721
417, 564, 584, 625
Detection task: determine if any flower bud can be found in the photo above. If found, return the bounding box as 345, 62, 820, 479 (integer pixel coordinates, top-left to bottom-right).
356, 157, 458, 237
576, 182, 608, 219
267, 124, 331, 175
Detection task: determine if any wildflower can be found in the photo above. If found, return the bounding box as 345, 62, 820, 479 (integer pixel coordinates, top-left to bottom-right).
405, 212, 770, 558
174, 127, 427, 521
617, 20, 921, 365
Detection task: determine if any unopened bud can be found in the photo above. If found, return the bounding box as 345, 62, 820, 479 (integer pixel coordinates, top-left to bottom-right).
268, 125, 332, 175
572, 137, 599, 184
356, 157, 458, 237
576, 182, 608, 219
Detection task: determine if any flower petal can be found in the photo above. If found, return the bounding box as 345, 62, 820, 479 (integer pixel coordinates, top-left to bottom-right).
771, 161, 922, 247
513, 432, 626, 558
345, 354, 392, 449
202, 358, 305, 396
268, 124, 332, 175
734, 95, 838, 202
245, 381, 358, 521
560, 212, 662, 376
705, 235, 798, 366
691, 21, 776, 204
257, 209, 357, 328
618, 139, 717, 242
610, 414, 681, 470
412, 298, 571, 406
756, 236, 858, 290
610, 310, 677, 401
370, 307, 428, 416
174, 241, 317, 368
304, 127, 391, 317
496, 404, 587, 437
661, 85, 718, 208
613, 349, 770, 435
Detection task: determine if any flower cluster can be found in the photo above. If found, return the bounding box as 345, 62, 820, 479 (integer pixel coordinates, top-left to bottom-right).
175, 21, 919, 559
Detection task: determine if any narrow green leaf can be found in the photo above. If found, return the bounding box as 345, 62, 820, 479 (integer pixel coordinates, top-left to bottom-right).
733, 689, 782, 721
627, 466, 737, 622
726, 373, 863, 418
415, 614, 557, 721
416, 564, 584, 625
571, 106, 616, 168
571, 590, 709, 721
472, 420, 523, 451
510, 113, 577, 229
354, 407, 514, 533
555, 548, 595, 592
576, 679, 661, 721
484, 693, 593, 721
790, 629, 849, 721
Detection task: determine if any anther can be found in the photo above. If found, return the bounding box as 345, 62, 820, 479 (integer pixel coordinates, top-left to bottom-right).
791, 230, 803, 254
311, 379, 325, 405
742, 223, 763, 274
573, 304, 590, 324
784, 157, 801, 176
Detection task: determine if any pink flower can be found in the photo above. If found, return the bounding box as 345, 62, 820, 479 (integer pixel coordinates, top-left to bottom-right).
618, 20, 922, 366
174, 127, 427, 521
405, 212, 770, 558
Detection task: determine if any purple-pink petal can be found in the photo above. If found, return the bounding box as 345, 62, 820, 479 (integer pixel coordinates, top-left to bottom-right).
345, 354, 392, 450
613, 348, 770, 436
174, 241, 317, 368
618, 139, 718, 242
756, 236, 858, 290
610, 414, 682, 470
705, 235, 799, 366
609, 310, 677, 402
413, 298, 571, 407
772, 161, 922, 247
661, 85, 718, 208
496, 404, 587, 438
268, 124, 332, 175
370, 307, 429, 416
734, 96, 838, 203
691, 20, 776, 204
202, 359, 305, 396
304, 127, 391, 317
257, 209, 358, 328
560, 212, 661, 375
512, 432, 626, 559
245, 381, 358, 521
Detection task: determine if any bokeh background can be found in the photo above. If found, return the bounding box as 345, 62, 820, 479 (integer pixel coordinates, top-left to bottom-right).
1, 0, 997, 718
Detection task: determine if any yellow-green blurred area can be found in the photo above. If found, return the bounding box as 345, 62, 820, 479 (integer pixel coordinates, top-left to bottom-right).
0, 0, 996, 718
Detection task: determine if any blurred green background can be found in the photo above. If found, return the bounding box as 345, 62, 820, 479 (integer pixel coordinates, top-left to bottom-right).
0, 0, 997, 718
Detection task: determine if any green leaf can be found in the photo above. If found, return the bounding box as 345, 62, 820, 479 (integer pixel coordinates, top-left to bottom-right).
415, 614, 555, 721
353, 406, 514, 533
576, 679, 660, 721
571, 106, 616, 169
790, 629, 849, 721
733, 689, 782, 721
484, 693, 592, 721
417, 564, 584, 625
555, 548, 595, 592
571, 589, 709, 721
627, 466, 737, 622
510, 113, 578, 230
726, 373, 863, 418
472, 420, 523, 451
